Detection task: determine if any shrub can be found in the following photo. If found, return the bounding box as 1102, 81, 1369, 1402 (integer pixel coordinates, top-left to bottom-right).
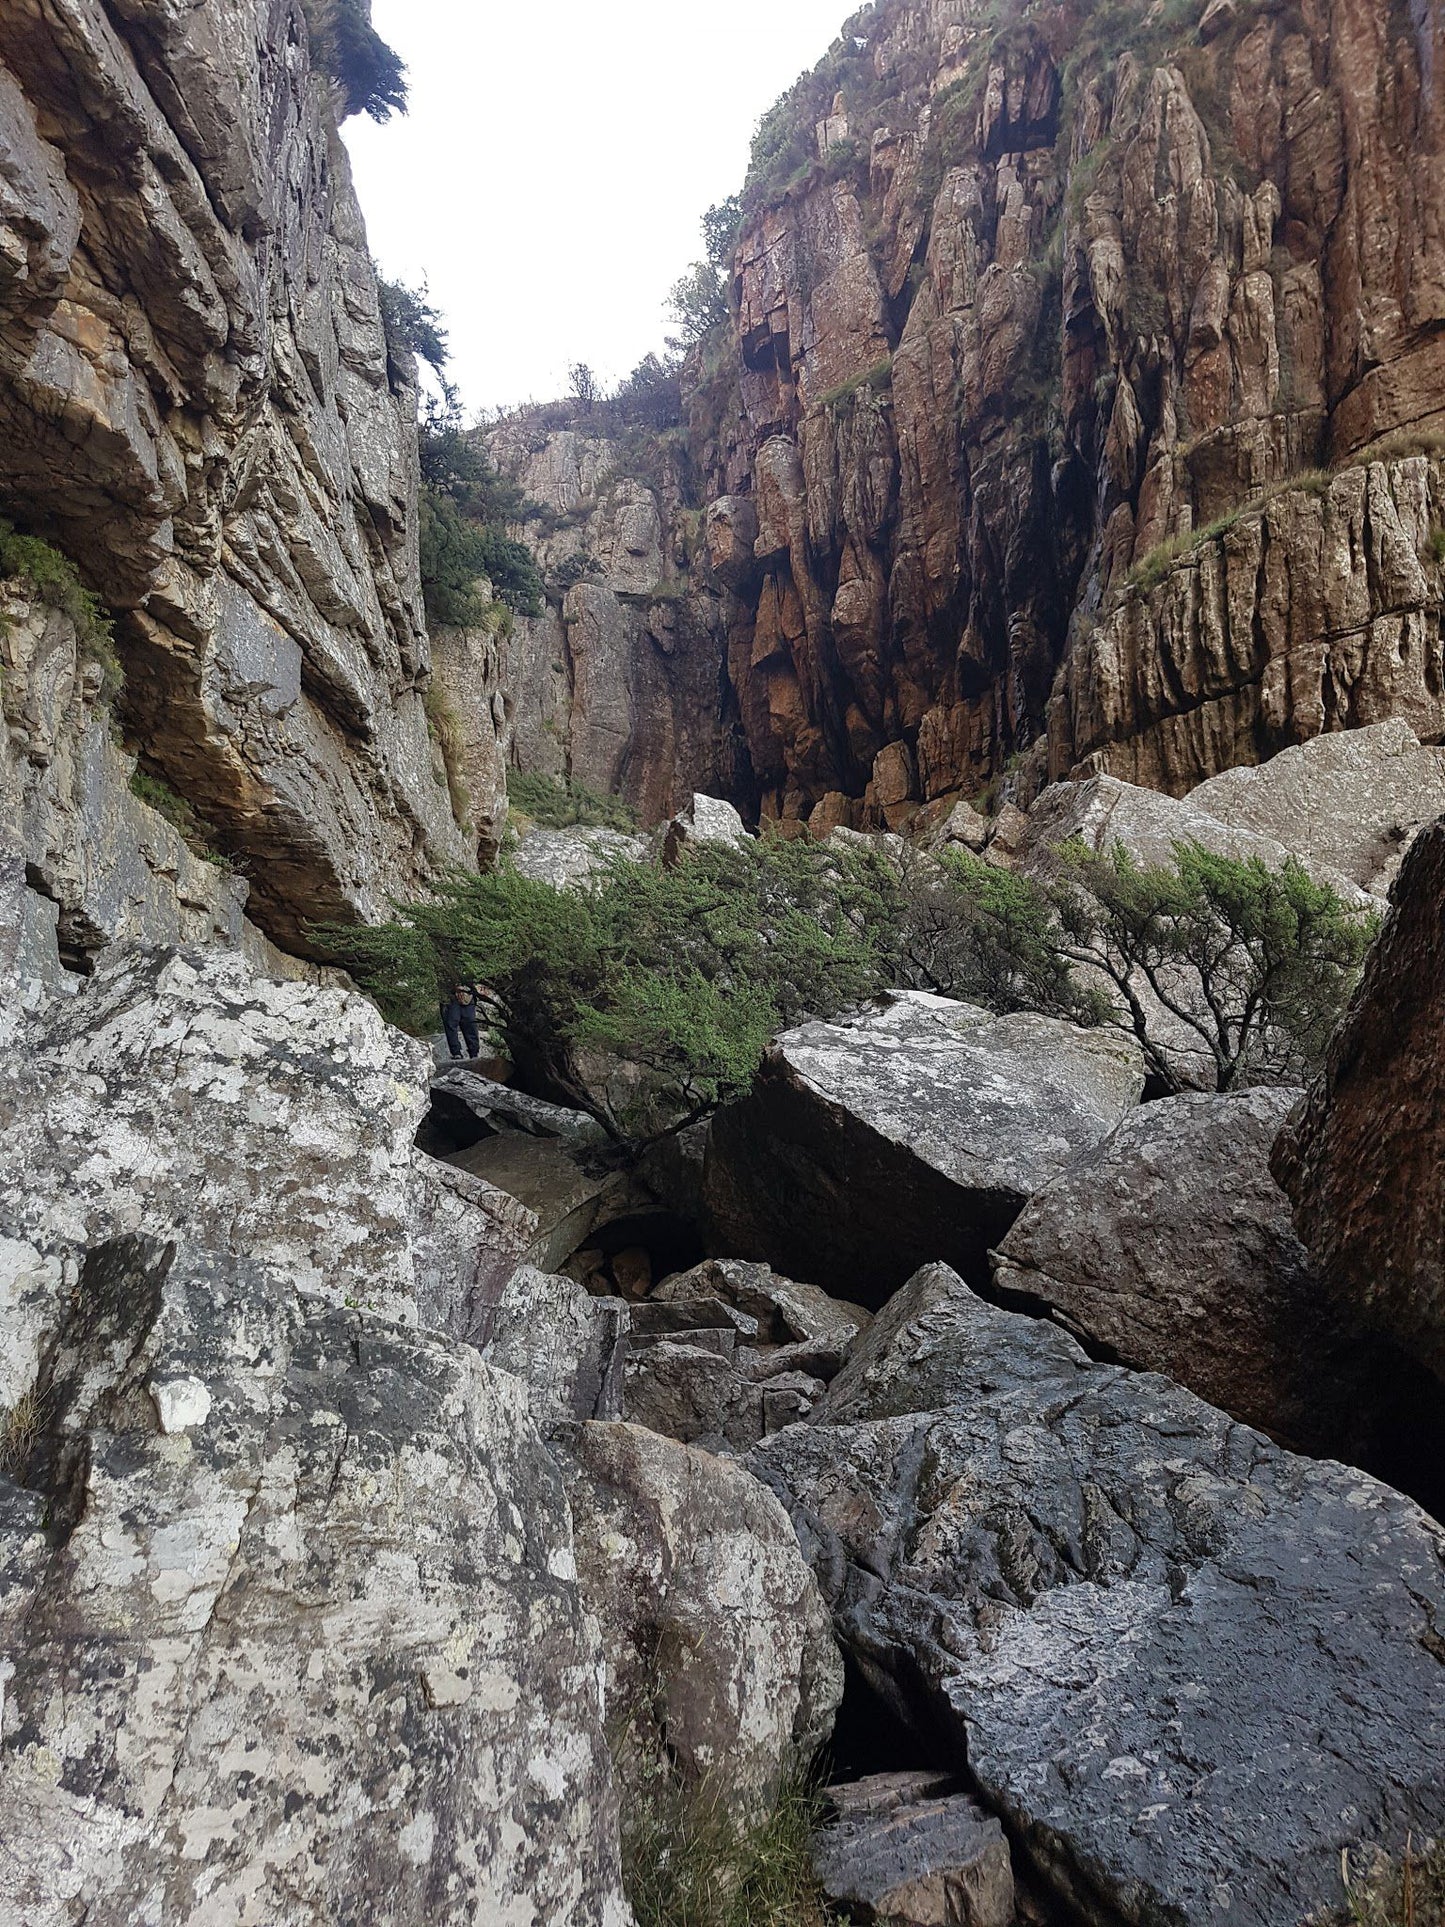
507, 770, 638, 832
1039, 839, 1378, 1093
304, 0, 407, 121
0, 519, 120, 699
378, 279, 448, 378
549, 553, 604, 596
419, 491, 492, 629
314, 834, 902, 1146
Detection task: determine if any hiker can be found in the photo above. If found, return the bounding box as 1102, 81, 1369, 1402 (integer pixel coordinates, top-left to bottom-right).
441, 982, 483, 1061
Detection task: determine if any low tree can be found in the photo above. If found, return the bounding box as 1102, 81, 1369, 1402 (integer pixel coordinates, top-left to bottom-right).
568, 362, 600, 413
317, 836, 900, 1147
885, 841, 1374, 1091
304, 0, 407, 121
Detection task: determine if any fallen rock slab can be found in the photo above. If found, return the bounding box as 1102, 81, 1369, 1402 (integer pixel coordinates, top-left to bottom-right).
813, 1772, 1015, 1927
706, 992, 1145, 1303
752, 1267, 1445, 1927
991, 1088, 1370, 1454
653, 1257, 872, 1352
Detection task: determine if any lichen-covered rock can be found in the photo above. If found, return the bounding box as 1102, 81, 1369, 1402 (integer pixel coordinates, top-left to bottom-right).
751, 1267, 1445, 1927
992, 1089, 1370, 1455
705, 991, 1145, 1303
0, 1237, 632, 1927
1275, 817, 1445, 1392
0, 0, 472, 957
510, 824, 649, 890
662, 792, 749, 864
0, 946, 436, 1361
563, 1419, 843, 1827
482, 1264, 630, 1424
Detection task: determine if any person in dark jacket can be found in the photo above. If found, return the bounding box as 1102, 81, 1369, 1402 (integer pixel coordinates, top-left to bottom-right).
441, 983, 482, 1061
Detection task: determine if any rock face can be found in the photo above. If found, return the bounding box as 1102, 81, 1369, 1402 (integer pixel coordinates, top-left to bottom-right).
706, 991, 1145, 1302
0, 0, 472, 957
0, 942, 635, 1926
484, 423, 752, 824
991, 1088, 1367, 1455
1275, 816, 1445, 1392
491, 0, 1445, 832
751, 1266, 1445, 1927
563, 1420, 843, 1827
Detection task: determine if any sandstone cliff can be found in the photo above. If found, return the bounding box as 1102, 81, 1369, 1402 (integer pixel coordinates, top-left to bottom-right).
0, 0, 471, 960
497, 0, 1445, 832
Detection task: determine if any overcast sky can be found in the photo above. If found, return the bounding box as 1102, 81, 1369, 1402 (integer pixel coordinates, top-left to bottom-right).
344, 0, 853, 416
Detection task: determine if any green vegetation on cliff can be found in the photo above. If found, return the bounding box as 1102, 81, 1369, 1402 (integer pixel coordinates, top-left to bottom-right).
0, 519, 121, 699
304, 0, 407, 121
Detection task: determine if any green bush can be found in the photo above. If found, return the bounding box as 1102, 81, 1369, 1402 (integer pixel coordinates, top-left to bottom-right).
378, 279, 448, 377
305, 0, 407, 121
0, 519, 120, 699
416, 397, 544, 625
314, 834, 901, 1146
1040, 838, 1378, 1093
507, 771, 638, 831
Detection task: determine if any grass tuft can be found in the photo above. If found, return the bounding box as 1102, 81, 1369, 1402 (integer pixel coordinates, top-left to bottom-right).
622, 1762, 844, 1927
129, 768, 233, 870
424, 683, 471, 827
1129, 470, 1334, 593
0, 518, 121, 700
0, 1388, 45, 1481
1339, 1835, 1445, 1926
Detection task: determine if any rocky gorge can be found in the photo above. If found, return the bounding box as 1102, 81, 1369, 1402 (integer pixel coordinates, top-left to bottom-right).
2, 1, 1445, 1926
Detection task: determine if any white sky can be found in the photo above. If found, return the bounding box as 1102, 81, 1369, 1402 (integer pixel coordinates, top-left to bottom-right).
344, 0, 854, 415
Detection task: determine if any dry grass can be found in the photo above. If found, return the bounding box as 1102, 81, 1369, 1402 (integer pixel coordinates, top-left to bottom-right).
424, 683, 471, 828
1128, 469, 1333, 592
0, 1388, 45, 1480
1339, 1836, 1445, 1926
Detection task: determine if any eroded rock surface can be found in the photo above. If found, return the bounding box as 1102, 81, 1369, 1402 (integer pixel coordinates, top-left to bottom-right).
812, 1772, 1015, 1927
0, 1237, 631, 1927
752, 1267, 1445, 1927
706, 991, 1145, 1302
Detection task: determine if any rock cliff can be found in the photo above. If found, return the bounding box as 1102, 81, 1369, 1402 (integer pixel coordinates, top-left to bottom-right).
495, 0, 1445, 832
0, 0, 471, 959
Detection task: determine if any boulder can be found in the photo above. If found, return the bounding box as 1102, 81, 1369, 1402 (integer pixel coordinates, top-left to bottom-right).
652, 1257, 872, 1353
751, 1267, 1445, 1927
705, 992, 1146, 1304
445, 1131, 661, 1277
428, 1066, 610, 1151
925, 799, 990, 854
0, 946, 446, 1357
1275, 817, 1445, 1392
563, 1420, 843, 1826
1022, 770, 1370, 905
991, 1088, 1368, 1453
1187, 720, 1445, 896
812, 1773, 1015, 1927
510, 824, 649, 891
661, 792, 749, 864
623, 1337, 824, 1451
481, 1265, 630, 1424
0, 1237, 632, 1927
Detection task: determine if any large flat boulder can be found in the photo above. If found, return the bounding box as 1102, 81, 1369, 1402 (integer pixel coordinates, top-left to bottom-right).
1275, 817, 1445, 1392
705, 992, 1145, 1304
0, 1237, 632, 1927
1188, 720, 1445, 896
750, 1267, 1445, 1927
563, 1420, 843, 1827
991, 1088, 1369, 1455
